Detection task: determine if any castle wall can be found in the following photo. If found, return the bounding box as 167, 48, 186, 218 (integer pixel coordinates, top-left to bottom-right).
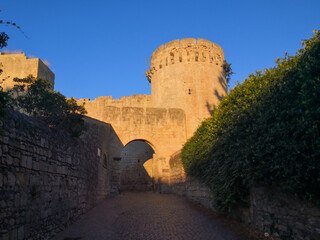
0, 53, 55, 91
0, 111, 113, 240
37, 58, 55, 86
76, 38, 227, 185
77, 95, 187, 184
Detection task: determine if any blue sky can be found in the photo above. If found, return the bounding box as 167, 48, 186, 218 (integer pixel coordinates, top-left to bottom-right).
1, 0, 319, 100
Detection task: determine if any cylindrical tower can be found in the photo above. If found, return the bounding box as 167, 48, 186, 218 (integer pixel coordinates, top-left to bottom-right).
146, 38, 227, 138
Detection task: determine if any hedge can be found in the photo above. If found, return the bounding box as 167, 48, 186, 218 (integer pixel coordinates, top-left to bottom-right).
181, 30, 320, 212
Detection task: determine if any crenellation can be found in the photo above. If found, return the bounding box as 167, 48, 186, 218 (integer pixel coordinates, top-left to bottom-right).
146, 38, 227, 139
197, 38, 212, 48
180, 38, 196, 47
165, 39, 180, 48
147, 39, 225, 81
151, 44, 165, 62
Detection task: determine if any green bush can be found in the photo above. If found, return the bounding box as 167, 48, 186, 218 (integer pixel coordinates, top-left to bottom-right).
181, 30, 320, 212
12, 75, 87, 137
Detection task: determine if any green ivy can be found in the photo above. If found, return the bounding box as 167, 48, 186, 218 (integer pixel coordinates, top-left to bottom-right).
181, 30, 320, 212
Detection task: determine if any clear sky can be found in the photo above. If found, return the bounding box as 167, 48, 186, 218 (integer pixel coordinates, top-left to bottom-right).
1, 0, 319, 100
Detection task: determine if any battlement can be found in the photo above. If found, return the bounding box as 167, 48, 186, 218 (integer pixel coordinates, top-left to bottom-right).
146, 38, 224, 82
77, 94, 152, 110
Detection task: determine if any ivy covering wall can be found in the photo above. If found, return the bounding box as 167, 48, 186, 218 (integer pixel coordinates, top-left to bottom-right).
181, 30, 320, 212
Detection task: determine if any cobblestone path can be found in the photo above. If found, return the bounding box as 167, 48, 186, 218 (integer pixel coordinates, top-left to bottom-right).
52, 192, 238, 240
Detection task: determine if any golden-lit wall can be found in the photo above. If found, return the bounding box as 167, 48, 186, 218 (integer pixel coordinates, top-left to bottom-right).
0, 53, 55, 91
79, 38, 226, 185
147, 38, 227, 138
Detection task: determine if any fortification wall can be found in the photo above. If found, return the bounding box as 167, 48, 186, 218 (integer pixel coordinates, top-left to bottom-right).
78, 94, 152, 119
0, 53, 55, 91
0, 111, 113, 240
146, 38, 227, 138
76, 38, 227, 183
77, 96, 187, 184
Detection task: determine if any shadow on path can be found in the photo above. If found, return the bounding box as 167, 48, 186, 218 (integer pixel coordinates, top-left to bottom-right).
52, 192, 260, 240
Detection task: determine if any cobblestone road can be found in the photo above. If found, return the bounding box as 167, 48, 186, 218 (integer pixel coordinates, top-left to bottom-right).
52, 192, 240, 240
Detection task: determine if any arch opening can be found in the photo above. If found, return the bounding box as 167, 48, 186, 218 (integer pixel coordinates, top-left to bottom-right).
119, 140, 155, 192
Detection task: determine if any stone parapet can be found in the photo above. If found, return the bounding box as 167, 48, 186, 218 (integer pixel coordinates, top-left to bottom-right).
146, 38, 224, 83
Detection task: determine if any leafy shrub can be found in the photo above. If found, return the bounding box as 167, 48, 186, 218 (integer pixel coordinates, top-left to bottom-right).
182, 30, 320, 212
12, 75, 87, 137
0, 86, 14, 119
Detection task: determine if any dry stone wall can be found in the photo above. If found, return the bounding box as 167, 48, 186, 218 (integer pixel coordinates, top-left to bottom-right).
0, 111, 112, 240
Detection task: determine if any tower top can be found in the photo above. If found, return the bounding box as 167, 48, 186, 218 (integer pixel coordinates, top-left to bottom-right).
146, 38, 224, 82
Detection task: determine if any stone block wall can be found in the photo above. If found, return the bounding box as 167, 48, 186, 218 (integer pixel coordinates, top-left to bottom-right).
167, 152, 214, 209
248, 187, 320, 240
167, 153, 320, 240
0, 53, 54, 92
0, 111, 112, 240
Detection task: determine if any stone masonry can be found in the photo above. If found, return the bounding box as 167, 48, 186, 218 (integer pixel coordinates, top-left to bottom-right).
0, 111, 114, 240
77, 38, 228, 188
0, 53, 54, 91
168, 152, 320, 240
2, 39, 318, 240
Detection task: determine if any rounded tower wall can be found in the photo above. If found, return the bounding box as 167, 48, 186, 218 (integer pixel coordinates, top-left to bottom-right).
146, 38, 227, 137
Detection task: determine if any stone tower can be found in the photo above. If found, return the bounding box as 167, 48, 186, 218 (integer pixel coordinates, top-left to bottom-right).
146, 38, 227, 138
0, 52, 55, 91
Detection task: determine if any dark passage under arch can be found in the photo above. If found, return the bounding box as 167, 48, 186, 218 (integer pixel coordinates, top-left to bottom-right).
119, 140, 155, 191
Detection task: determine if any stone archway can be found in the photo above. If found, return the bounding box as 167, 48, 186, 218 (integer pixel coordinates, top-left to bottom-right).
119, 140, 155, 191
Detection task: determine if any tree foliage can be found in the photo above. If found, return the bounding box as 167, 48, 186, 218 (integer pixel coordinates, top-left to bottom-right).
0, 11, 11, 119
12, 75, 87, 137
0, 8, 23, 48
0, 32, 9, 49
0, 9, 20, 118
0, 10, 87, 137
222, 60, 234, 84
0, 86, 13, 118
181, 30, 320, 212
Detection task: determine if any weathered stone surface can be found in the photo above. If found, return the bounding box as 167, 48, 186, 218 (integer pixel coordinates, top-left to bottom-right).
0, 111, 113, 240
3, 38, 317, 240
0, 173, 3, 187
0, 52, 54, 92
77, 38, 227, 186
245, 187, 320, 240
7, 172, 16, 186
166, 153, 320, 240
